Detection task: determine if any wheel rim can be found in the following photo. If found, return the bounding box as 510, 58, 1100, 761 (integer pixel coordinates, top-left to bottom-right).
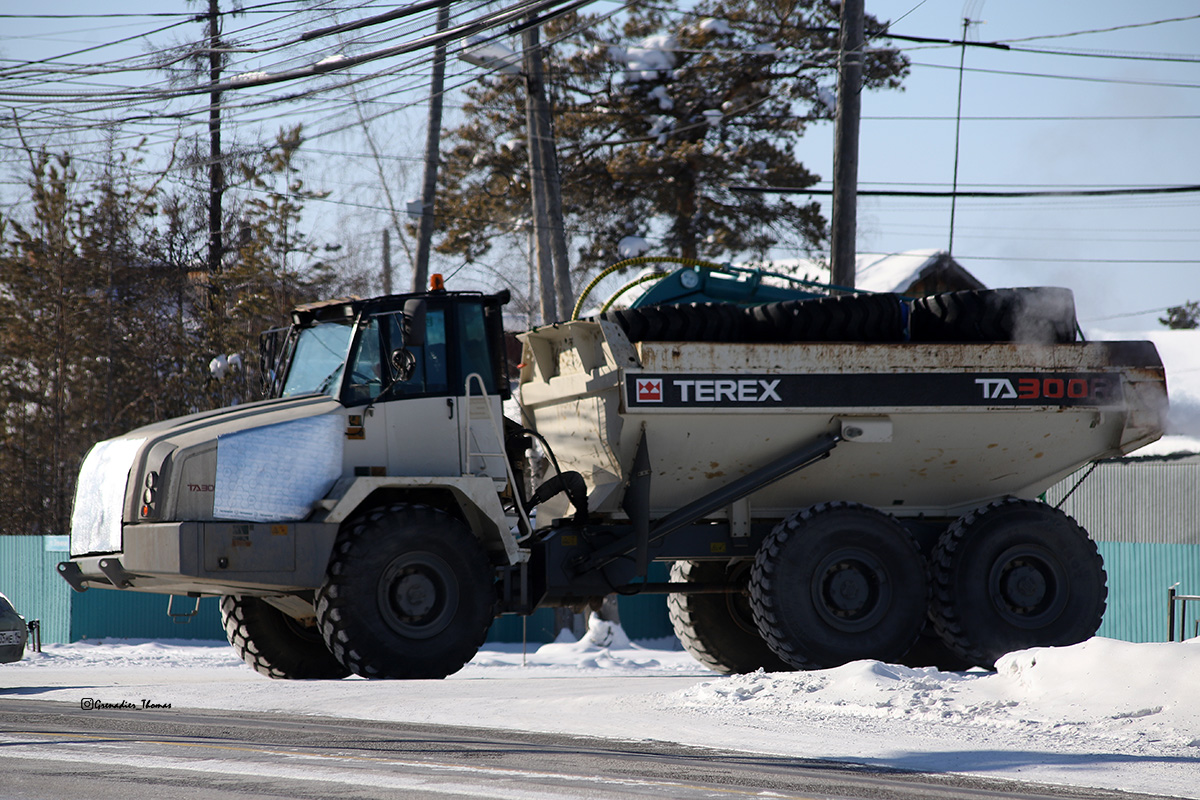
810, 548, 891, 632
987, 544, 1068, 628
377, 552, 460, 639
723, 563, 759, 636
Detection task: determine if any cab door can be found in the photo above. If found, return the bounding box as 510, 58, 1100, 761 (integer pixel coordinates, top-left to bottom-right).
380, 305, 462, 477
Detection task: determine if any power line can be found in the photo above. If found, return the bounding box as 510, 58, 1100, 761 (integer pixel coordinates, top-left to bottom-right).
733, 185, 1200, 199
910, 60, 1200, 90
997, 13, 1200, 44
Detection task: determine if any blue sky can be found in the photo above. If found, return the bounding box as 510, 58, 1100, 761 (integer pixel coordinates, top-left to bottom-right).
2, 1, 1197, 331
796, 1, 1200, 332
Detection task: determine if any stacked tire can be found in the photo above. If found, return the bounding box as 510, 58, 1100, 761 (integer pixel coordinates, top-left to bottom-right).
603, 287, 1077, 346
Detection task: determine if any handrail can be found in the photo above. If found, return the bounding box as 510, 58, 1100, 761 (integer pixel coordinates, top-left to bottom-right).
463, 373, 533, 541
1168, 585, 1200, 641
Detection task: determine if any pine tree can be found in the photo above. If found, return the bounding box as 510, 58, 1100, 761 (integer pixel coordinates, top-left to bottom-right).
0, 129, 340, 535
1160, 302, 1199, 329
435, 0, 907, 276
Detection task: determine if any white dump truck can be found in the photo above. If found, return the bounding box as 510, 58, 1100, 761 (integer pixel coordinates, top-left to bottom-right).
59, 267, 1167, 679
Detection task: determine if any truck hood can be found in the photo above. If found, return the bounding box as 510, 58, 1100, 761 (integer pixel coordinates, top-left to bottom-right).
71, 394, 344, 556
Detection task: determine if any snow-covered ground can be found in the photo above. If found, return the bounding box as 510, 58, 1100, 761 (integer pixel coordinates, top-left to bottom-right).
4, 623, 1198, 799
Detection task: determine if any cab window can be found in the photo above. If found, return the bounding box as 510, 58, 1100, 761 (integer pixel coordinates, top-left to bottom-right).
455, 302, 497, 394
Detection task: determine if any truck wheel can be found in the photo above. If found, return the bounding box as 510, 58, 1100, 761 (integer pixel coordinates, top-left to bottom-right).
667, 561, 793, 674
930, 498, 1106, 669
220, 595, 349, 680
910, 287, 1077, 344
749, 502, 929, 669
315, 503, 496, 679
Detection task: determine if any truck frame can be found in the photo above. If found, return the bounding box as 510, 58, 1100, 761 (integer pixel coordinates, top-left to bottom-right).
59, 266, 1168, 679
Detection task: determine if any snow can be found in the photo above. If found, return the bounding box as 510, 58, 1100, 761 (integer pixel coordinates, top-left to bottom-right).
208, 352, 242, 380
697, 18, 733, 36
617, 235, 650, 259
610, 35, 677, 82
5, 632, 1199, 798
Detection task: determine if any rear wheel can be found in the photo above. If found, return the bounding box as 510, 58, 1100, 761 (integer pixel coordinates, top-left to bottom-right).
667, 561, 793, 674
220, 595, 349, 680
749, 502, 929, 669
930, 498, 1106, 669
316, 503, 497, 679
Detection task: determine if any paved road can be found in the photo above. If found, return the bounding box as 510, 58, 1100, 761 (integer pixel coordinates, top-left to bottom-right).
0, 699, 1162, 800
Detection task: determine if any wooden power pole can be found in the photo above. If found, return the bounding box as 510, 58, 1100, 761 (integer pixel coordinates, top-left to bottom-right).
522, 23, 558, 322
412, 2, 450, 292
206, 0, 224, 289
829, 0, 864, 292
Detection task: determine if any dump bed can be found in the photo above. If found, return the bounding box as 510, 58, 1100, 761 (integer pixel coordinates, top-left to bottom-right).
518, 320, 1166, 520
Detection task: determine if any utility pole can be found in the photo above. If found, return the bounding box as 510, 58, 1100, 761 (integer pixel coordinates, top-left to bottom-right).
206, 0, 224, 292
412, 2, 450, 293
522, 23, 557, 322
829, 0, 864, 292
382, 227, 392, 294
948, 17, 973, 258
523, 30, 573, 318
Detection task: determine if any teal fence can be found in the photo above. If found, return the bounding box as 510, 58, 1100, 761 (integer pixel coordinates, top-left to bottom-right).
4, 534, 1194, 646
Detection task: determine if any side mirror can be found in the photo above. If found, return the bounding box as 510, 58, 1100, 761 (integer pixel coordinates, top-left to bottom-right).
390, 348, 417, 382
403, 299, 426, 348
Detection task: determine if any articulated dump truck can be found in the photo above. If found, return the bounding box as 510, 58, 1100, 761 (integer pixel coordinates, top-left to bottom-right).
59, 265, 1167, 679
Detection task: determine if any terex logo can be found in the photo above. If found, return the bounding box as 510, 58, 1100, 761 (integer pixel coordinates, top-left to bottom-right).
676, 378, 782, 403
635, 378, 663, 403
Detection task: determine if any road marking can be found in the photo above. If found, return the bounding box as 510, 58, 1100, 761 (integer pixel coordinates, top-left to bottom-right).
0, 732, 823, 799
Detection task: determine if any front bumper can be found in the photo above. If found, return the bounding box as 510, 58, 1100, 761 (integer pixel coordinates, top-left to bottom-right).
59, 521, 339, 596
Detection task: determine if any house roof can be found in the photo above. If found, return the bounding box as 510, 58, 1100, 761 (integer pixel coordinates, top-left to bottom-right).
768, 249, 986, 295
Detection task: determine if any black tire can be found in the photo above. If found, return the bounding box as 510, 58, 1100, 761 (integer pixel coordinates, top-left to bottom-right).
220, 595, 349, 680
603, 302, 746, 343
930, 498, 1106, 670
746, 294, 906, 343
749, 502, 929, 669
667, 561, 793, 675
910, 287, 1077, 344
315, 503, 497, 679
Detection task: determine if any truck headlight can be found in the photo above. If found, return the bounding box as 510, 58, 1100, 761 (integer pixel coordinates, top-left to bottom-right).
140, 471, 158, 518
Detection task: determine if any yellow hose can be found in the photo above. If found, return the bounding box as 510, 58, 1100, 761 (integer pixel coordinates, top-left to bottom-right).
570, 256, 727, 320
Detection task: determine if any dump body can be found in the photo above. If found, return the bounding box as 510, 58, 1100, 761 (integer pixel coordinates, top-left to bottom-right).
519, 320, 1167, 521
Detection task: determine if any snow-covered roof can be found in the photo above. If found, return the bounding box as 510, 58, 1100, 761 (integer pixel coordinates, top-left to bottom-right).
765, 249, 967, 294
855, 249, 944, 293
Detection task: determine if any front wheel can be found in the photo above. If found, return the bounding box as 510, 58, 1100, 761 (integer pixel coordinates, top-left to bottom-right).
316, 503, 497, 679
749, 502, 929, 669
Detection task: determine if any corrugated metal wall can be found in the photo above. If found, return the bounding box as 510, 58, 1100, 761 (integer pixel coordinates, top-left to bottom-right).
70, 591, 225, 642
1, 535, 224, 643
1047, 458, 1200, 544
1095, 542, 1200, 642
0, 536, 71, 643
1048, 456, 1200, 642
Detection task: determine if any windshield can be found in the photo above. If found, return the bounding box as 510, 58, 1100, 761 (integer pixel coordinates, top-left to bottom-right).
280, 321, 354, 398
